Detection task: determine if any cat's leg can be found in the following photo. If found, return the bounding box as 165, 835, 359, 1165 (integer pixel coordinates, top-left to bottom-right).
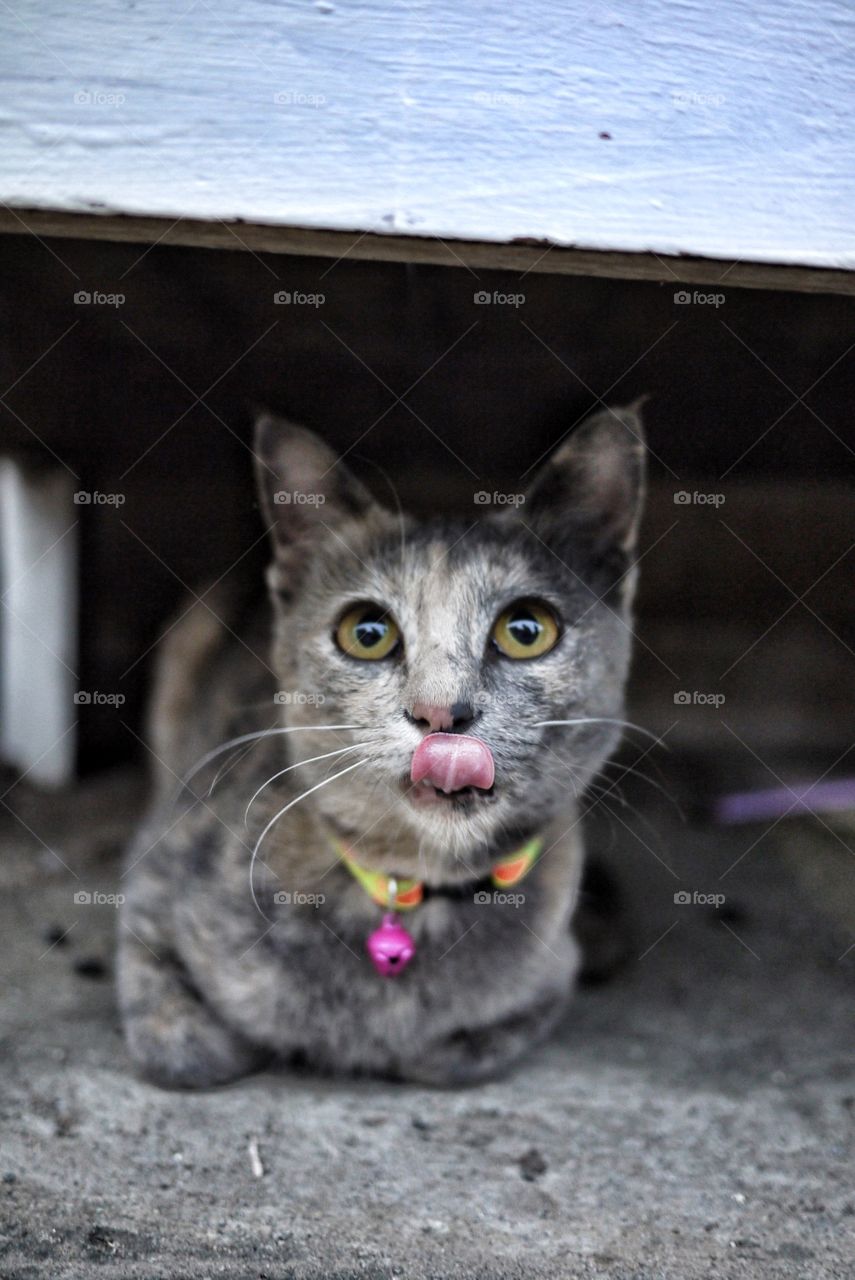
399, 989, 568, 1087
117, 930, 267, 1089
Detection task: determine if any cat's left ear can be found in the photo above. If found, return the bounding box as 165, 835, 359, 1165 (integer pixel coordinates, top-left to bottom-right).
254, 412, 382, 594
521, 401, 646, 574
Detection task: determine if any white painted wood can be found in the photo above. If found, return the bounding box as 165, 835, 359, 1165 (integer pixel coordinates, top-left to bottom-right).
0, 0, 853, 273
0, 461, 77, 787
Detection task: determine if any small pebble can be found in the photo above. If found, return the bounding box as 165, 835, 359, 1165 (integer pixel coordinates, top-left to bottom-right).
3, 1173, 17, 1184
74, 957, 107, 979
519, 1148, 548, 1181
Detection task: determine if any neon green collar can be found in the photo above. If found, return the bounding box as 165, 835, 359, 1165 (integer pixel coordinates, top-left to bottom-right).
331, 835, 545, 910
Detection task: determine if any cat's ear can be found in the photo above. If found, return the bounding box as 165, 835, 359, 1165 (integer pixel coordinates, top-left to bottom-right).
254, 412, 379, 594
523, 402, 646, 570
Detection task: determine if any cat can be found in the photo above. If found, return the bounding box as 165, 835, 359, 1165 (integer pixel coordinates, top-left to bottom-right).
117, 404, 645, 1088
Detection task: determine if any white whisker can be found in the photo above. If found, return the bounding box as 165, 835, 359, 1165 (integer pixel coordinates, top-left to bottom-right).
244, 743, 368, 827
249, 757, 370, 918
174, 724, 363, 804
206, 748, 248, 797
534, 718, 665, 745
598, 756, 683, 816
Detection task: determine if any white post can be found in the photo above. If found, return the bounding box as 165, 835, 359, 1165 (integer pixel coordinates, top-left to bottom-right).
0, 459, 78, 787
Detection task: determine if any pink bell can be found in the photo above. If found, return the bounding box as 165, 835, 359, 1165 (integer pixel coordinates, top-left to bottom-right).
366, 914, 416, 977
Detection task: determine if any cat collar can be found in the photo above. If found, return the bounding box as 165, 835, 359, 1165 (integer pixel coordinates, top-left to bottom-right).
331, 835, 544, 977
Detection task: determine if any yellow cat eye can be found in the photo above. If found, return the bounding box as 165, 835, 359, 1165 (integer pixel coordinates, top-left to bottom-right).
492, 600, 560, 660
336, 604, 400, 660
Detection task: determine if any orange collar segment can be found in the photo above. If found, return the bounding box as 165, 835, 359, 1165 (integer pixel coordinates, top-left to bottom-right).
332, 836, 544, 910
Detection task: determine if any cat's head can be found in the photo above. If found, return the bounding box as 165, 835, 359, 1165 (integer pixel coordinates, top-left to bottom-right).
254, 406, 645, 876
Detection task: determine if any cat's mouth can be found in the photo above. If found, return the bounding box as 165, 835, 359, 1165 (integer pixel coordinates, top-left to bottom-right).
407, 778, 497, 809
406, 733, 497, 810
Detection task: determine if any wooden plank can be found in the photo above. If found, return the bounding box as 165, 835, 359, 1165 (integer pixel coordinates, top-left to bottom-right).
0, 0, 853, 288
1, 207, 854, 295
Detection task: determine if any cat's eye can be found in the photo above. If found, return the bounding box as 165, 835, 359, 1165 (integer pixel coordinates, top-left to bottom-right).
336, 604, 400, 661
492, 600, 560, 660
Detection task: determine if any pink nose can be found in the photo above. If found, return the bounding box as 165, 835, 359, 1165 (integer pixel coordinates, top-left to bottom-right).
410, 701, 474, 733
411, 703, 454, 732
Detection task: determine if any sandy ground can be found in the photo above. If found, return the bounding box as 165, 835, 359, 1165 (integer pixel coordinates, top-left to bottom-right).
1, 766, 854, 1280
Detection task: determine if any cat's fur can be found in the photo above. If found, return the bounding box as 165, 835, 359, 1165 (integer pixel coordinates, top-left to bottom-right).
118, 405, 645, 1088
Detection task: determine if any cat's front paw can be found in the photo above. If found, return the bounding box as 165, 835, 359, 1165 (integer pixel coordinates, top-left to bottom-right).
125, 996, 267, 1089
400, 997, 566, 1087
119, 951, 269, 1091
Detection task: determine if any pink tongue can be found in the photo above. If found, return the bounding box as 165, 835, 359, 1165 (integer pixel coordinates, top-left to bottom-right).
410, 733, 495, 794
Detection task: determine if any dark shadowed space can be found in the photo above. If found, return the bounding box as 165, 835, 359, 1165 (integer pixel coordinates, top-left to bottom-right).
1, 234, 854, 1278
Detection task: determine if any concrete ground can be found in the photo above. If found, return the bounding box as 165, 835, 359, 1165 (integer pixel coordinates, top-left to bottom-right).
1, 764, 854, 1280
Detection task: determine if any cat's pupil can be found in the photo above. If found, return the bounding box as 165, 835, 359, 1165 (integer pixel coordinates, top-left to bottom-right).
355, 618, 386, 648
508, 612, 541, 646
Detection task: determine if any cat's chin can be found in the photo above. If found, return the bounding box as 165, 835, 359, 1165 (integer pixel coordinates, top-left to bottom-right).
396, 783, 508, 862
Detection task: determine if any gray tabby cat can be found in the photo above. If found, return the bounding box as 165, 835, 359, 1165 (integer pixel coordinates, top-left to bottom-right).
118, 405, 645, 1088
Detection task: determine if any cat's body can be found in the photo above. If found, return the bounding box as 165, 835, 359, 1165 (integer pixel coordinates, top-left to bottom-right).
118, 406, 645, 1088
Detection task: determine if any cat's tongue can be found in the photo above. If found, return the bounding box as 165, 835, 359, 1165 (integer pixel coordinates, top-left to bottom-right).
410, 734, 495, 794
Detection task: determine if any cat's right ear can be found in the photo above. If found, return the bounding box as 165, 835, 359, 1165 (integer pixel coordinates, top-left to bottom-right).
254, 412, 378, 596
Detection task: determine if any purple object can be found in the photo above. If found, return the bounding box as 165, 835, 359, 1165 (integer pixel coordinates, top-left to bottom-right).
366, 914, 416, 977
716, 777, 855, 825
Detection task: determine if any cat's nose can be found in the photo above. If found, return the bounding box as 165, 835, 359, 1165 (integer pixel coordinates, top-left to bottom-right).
409, 700, 476, 734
